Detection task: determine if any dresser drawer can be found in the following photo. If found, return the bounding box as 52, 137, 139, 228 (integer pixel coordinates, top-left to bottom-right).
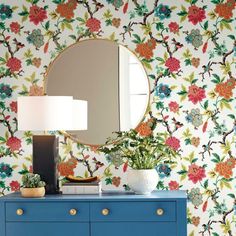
91, 222, 176, 236
6, 202, 89, 222
90, 201, 176, 222
6, 222, 89, 236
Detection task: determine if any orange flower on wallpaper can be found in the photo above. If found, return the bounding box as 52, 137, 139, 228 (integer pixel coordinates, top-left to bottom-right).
135, 122, 152, 137
215, 0, 235, 19
135, 38, 156, 60
215, 158, 236, 179
112, 176, 121, 187
56, 0, 77, 20
215, 79, 235, 99
58, 158, 77, 176
29, 84, 44, 96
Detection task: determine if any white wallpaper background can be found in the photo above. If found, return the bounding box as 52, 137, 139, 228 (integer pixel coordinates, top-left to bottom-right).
0, 0, 236, 235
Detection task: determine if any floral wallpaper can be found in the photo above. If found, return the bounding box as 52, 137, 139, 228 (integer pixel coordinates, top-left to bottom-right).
0, 0, 236, 235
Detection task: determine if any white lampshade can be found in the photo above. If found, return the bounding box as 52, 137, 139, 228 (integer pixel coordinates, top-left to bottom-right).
17, 96, 87, 131
71, 100, 87, 130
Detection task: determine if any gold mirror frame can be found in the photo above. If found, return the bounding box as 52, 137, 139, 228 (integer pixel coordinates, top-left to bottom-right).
43, 38, 151, 147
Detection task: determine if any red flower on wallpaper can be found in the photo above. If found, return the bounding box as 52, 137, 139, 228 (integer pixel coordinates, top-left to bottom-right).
188, 5, 206, 25
168, 101, 179, 113
6, 57, 22, 73
10, 22, 20, 34
56, 0, 77, 20
86, 18, 101, 32
10, 101, 17, 113
10, 180, 20, 191
6, 137, 22, 152
188, 164, 206, 184
29, 5, 47, 25
165, 137, 180, 151
165, 57, 180, 72
168, 22, 179, 33
168, 180, 179, 190
188, 85, 206, 104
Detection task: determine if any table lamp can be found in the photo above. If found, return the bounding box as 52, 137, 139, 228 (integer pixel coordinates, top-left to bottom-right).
17, 96, 87, 194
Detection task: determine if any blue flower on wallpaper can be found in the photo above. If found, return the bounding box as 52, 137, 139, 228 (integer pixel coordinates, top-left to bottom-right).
185, 29, 203, 48
27, 29, 44, 49
0, 83, 12, 100
106, 0, 124, 9
0, 4, 12, 20
155, 83, 171, 99
154, 4, 171, 20
0, 163, 13, 179
156, 164, 171, 178
185, 108, 203, 128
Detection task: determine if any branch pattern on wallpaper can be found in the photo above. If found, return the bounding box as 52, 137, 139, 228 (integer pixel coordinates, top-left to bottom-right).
0, 0, 236, 235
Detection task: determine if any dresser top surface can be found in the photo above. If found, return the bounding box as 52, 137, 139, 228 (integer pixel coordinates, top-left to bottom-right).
0, 190, 186, 201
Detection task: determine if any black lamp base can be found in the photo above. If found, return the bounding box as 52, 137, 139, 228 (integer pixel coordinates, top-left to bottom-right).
32, 135, 60, 194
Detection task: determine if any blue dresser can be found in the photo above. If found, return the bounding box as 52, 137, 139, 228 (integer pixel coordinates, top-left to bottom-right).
0, 191, 187, 236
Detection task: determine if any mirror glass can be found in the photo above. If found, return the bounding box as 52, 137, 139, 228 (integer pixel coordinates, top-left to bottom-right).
46, 40, 149, 145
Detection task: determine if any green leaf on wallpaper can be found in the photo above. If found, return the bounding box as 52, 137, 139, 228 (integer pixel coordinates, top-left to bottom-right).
220, 20, 232, 31
155, 22, 164, 31
212, 233, 220, 236
52, 0, 63, 4
45, 21, 50, 30
0, 136, 6, 143
189, 231, 194, 236
227, 193, 235, 199
0, 22, 5, 30
211, 0, 221, 4
156, 102, 164, 110
203, 100, 209, 109
212, 153, 221, 163
220, 179, 231, 190
211, 74, 221, 83
148, 74, 156, 80
203, 21, 209, 30
191, 0, 198, 4
105, 178, 112, 185
203, 179, 208, 189
228, 114, 235, 119
227, 35, 235, 40
132, 34, 142, 44
219, 99, 232, 110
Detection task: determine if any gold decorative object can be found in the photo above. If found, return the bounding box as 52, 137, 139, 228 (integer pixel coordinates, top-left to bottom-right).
69, 209, 77, 216
20, 187, 45, 198
101, 208, 109, 216
16, 209, 24, 216
156, 208, 164, 216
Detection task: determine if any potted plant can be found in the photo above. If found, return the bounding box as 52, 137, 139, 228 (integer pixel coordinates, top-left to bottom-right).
21, 173, 46, 198
100, 121, 178, 195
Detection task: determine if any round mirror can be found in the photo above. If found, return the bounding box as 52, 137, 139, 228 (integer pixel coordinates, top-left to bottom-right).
45, 39, 149, 145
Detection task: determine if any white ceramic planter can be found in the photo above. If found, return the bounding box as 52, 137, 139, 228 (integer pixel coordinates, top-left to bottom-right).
127, 169, 158, 195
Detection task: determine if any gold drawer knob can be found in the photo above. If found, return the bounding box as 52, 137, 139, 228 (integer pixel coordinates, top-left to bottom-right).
156, 208, 164, 216
101, 208, 109, 216
69, 209, 77, 216
16, 209, 24, 216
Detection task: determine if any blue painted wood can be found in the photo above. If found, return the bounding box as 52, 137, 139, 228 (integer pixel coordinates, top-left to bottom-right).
6, 222, 89, 236
177, 200, 187, 236
0, 190, 186, 201
0, 201, 5, 236
90, 201, 176, 222
6, 202, 89, 222
91, 222, 176, 236
0, 191, 187, 236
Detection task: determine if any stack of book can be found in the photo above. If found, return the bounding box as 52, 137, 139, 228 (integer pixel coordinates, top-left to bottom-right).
61, 181, 102, 194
